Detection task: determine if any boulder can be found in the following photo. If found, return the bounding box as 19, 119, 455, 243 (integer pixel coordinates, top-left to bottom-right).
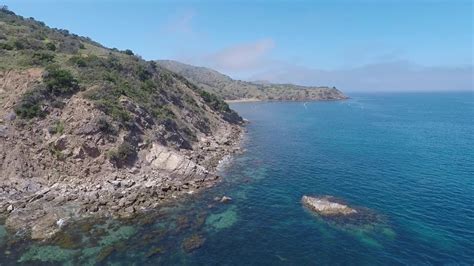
4, 112, 16, 121
0, 125, 8, 138
301, 195, 357, 216
220, 196, 232, 203
72, 147, 85, 159
53, 135, 68, 151
82, 142, 100, 158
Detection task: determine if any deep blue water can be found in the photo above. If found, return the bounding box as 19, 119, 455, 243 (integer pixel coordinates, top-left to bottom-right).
2, 92, 473, 265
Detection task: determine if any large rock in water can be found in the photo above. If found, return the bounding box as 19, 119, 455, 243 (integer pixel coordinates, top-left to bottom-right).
302, 195, 383, 227
302, 195, 357, 216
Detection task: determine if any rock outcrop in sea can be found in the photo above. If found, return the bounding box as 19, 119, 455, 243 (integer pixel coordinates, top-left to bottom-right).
302, 195, 380, 226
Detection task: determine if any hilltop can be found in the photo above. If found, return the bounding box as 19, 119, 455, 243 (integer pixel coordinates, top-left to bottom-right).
0, 7, 243, 239
157, 60, 348, 101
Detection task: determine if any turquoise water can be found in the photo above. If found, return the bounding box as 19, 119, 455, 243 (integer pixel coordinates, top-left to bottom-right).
1, 92, 473, 265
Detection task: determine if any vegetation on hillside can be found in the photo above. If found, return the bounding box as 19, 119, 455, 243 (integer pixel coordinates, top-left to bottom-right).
0, 7, 241, 158
157, 60, 348, 101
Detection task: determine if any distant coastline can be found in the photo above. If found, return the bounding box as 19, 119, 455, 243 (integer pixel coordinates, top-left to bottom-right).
225, 98, 262, 103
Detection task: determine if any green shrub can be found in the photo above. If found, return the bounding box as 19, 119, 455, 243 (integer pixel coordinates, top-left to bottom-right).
124, 49, 134, 56
13, 39, 25, 49
69, 56, 87, 67
14, 88, 46, 119
151, 105, 175, 120
48, 120, 64, 134
69, 54, 103, 68
85, 88, 131, 125
136, 65, 151, 81
31, 51, 55, 65
108, 141, 136, 166
199, 90, 230, 112
49, 145, 66, 160
96, 116, 117, 135
0, 42, 13, 50
44, 66, 78, 95
45, 42, 56, 51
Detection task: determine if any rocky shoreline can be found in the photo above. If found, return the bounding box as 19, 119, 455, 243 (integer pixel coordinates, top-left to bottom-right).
0, 122, 245, 241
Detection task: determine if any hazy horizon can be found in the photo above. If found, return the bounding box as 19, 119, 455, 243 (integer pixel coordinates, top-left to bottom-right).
3, 0, 473, 92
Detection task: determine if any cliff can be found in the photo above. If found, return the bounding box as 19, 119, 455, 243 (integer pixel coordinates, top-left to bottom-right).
0, 8, 243, 239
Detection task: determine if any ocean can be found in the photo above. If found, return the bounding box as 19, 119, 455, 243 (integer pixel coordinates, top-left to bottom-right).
2, 92, 473, 265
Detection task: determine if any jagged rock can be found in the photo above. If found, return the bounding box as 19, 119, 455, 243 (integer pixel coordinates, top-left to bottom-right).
5, 207, 69, 240
82, 142, 100, 158
53, 135, 68, 151
4, 112, 16, 121
0, 125, 8, 138
72, 147, 85, 159
220, 196, 232, 203
302, 195, 357, 216
146, 143, 207, 178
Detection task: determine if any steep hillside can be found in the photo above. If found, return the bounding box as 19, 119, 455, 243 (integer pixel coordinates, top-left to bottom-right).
0, 8, 243, 239
157, 60, 348, 101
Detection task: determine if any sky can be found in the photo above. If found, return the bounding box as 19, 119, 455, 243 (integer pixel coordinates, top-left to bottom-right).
2, 0, 473, 92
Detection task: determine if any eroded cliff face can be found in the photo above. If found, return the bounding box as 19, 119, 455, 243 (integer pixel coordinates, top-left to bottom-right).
0, 68, 243, 240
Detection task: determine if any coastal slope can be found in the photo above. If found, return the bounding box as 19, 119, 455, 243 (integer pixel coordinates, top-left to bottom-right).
0, 8, 243, 239
157, 60, 348, 101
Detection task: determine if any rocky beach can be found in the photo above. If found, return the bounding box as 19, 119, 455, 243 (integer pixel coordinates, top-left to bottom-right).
0, 124, 244, 240
0, 106, 244, 241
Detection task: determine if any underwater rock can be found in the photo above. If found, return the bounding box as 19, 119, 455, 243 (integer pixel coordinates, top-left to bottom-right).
50, 231, 82, 249
5, 208, 68, 240
182, 234, 205, 252
205, 206, 238, 230
96, 246, 115, 263
302, 195, 357, 216
220, 196, 232, 203
18, 245, 78, 263
145, 246, 163, 258
175, 215, 190, 232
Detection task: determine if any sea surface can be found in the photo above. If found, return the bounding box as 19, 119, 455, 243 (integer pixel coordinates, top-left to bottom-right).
1, 92, 473, 265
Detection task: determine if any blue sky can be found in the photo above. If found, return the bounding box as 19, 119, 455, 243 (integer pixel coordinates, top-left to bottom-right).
2, 0, 473, 91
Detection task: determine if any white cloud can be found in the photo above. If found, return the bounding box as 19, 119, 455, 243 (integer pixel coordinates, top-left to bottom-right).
205, 38, 275, 72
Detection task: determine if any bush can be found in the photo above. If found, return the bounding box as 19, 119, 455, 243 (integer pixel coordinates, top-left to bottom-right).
96, 116, 117, 135
136, 65, 151, 81
69, 56, 87, 67
108, 141, 136, 166
14, 88, 46, 119
31, 51, 55, 65
199, 90, 230, 112
44, 66, 78, 95
69, 54, 103, 68
45, 42, 56, 51
0, 42, 13, 50
48, 120, 64, 134
85, 88, 131, 125
13, 39, 25, 49
124, 49, 134, 56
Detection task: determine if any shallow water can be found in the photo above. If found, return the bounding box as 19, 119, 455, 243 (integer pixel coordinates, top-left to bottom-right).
1, 92, 473, 265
